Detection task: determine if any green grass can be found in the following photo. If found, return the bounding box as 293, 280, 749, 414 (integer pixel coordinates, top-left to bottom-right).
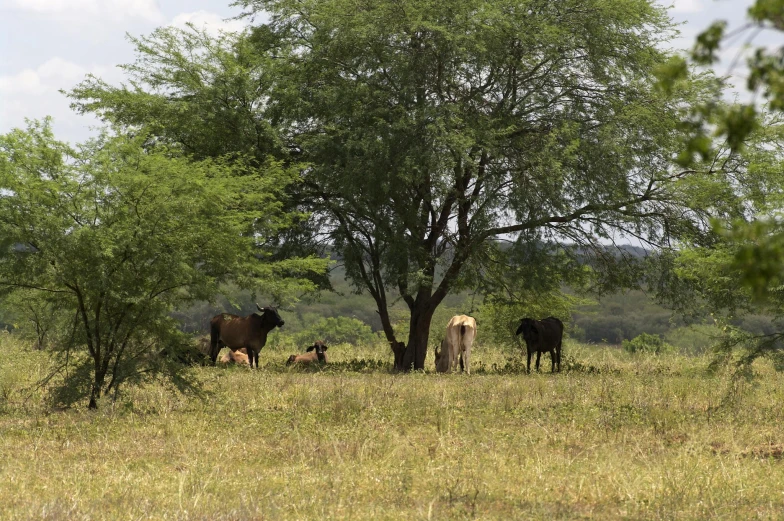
1, 335, 784, 520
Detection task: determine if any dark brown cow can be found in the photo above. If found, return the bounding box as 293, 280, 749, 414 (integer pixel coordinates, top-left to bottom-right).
209, 304, 285, 368
515, 316, 563, 373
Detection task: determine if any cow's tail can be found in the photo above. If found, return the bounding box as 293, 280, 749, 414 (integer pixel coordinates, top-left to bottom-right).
458, 324, 467, 371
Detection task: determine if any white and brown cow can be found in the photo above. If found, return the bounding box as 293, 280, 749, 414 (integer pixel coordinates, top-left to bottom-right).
434, 315, 477, 374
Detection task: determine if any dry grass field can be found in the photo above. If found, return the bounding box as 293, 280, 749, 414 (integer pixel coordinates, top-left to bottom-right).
1, 334, 783, 520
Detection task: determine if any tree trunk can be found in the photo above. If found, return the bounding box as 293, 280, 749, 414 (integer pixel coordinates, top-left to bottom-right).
400, 302, 436, 371
89, 364, 106, 410
88, 383, 100, 409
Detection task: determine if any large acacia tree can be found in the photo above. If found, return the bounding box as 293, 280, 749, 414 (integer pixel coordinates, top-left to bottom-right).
71, 0, 739, 369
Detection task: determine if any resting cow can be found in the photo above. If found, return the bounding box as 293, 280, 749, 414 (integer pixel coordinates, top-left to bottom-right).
286, 341, 328, 366
219, 347, 250, 366
209, 304, 285, 368
515, 316, 563, 373
434, 315, 477, 374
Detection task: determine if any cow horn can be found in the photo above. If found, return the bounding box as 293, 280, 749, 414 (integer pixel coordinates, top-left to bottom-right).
256, 303, 264, 311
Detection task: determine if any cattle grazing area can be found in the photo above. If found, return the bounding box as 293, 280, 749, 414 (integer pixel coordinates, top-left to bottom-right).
1, 336, 784, 520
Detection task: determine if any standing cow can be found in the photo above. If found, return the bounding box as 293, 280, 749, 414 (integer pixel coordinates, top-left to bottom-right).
209, 304, 285, 368
515, 316, 563, 373
434, 315, 477, 374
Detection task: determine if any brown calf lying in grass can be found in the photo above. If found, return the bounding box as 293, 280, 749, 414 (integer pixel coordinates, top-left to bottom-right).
287, 341, 328, 366
219, 347, 249, 366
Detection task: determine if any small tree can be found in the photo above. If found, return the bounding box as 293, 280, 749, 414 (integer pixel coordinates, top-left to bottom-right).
0, 119, 323, 408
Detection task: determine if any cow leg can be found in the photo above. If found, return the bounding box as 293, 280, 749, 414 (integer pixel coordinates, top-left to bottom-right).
535, 351, 541, 372
527, 349, 532, 373
550, 349, 556, 372
556, 346, 561, 372
209, 339, 220, 365
459, 353, 464, 373
463, 348, 470, 375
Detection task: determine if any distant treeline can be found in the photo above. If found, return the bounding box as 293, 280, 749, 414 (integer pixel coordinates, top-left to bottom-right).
2, 263, 774, 352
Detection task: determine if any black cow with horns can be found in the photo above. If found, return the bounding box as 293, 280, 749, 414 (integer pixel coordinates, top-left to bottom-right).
515, 316, 564, 373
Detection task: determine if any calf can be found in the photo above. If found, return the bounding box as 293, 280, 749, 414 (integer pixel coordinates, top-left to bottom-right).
219, 347, 250, 366
286, 341, 328, 366
515, 316, 564, 372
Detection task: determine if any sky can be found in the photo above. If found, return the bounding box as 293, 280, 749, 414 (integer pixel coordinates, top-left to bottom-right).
0, 0, 770, 145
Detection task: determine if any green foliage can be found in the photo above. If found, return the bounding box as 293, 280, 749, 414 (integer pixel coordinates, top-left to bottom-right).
658, 107, 784, 366
572, 288, 683, 344
68, 25, 283, 163
664, 324, 723, 356
654, 56, 689, 94
0, 120, 325, 408
0, 289, 68, 349
292, 316, 376, 346
622, 332, 675, 355
691, 21, 727, 66
667, 1, 784, 157
724, 218, 784, 301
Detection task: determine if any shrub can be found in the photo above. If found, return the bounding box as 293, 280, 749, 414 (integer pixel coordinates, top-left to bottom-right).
622, 333, 675, 355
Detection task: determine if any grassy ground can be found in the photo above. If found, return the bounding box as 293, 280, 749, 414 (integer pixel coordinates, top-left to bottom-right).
1, 335, 783, 520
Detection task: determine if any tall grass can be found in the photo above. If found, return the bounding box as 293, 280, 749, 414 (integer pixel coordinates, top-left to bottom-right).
1, 334, 783, 520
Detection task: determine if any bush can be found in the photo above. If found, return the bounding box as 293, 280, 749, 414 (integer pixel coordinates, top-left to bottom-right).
622, 333, 675, 355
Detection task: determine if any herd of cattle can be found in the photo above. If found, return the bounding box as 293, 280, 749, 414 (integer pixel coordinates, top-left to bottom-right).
203, 304, 565, 373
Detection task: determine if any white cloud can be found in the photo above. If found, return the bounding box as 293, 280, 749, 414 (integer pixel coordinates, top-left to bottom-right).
1, 0, 165, 23
169, 10, 247, 36
0, 58, 120, 142
669, 0, 706, 13
0, 57, 87, 95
